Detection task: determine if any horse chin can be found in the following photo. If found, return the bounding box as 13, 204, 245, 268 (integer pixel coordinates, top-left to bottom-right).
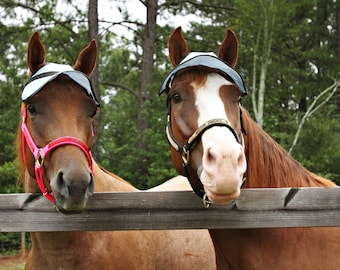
204, 188, 241, 205
53, 196, 87, 214
201, 174, 242, 196
57, 207, 84, 215
198, 168, 243, 205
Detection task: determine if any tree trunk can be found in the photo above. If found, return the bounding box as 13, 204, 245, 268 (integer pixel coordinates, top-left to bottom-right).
88, 0, 100, 159
251, 0, 274, 128
337, 3, 340, 58
138, 0, 158, 148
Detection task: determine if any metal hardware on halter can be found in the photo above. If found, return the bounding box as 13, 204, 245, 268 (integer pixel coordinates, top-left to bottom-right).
202, 194, 213, 208
181, 147, 190, 167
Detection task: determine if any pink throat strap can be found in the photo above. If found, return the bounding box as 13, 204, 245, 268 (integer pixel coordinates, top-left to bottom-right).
21, 107, 93, 203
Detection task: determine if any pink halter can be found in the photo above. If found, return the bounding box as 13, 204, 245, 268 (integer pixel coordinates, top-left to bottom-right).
21, 107, 94, 203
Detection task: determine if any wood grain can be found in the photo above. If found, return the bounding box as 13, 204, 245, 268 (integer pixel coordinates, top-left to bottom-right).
0, 187, 339, 232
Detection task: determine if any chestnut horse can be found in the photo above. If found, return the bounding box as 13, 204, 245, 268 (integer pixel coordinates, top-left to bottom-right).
17, 32, 215, 270
159, 27, 340, 269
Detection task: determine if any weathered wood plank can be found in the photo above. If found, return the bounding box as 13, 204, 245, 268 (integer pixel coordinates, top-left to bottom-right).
0, 187, 339, 232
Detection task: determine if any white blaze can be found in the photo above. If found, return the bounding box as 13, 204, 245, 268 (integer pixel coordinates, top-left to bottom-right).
194, 73, 232, 125
192, 73, 246, 205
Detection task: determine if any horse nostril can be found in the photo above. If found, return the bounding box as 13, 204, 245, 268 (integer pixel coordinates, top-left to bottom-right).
57, 171, 94, 196
238, 148, 247, 174
206, 147, 217, 164
54, 169, 94, 205
56, 171, 69, 198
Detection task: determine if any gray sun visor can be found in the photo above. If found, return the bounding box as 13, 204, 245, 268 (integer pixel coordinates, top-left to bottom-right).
159, 52, 247, 96
22, 63, 100, 106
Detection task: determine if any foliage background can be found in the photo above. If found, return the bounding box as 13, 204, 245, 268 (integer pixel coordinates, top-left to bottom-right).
0, 0, 338, 189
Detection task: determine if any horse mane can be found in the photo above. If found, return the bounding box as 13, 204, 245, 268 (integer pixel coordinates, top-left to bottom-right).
173, 67, 225, 89
241, 108, 336, 188
15, 104, 26, 187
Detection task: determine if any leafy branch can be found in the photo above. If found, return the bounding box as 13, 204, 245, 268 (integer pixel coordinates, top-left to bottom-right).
288, 77, 340, 154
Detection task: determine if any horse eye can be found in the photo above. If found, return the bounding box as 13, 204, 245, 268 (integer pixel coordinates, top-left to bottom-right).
172, 93, 182, 104
89, 108, 96, 118
27, 105, 37, 115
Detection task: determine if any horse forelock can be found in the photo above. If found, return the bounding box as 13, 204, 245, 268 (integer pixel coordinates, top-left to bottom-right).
173, 68, 209, 90
241, 109, 336, 188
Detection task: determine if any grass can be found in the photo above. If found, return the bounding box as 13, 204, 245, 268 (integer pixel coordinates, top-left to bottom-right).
1, 265, 25, 270
0, 254, 25, 270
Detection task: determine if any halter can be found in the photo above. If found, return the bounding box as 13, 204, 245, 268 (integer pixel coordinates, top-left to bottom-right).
21, 107, 94, 202
166, 110, 245, 208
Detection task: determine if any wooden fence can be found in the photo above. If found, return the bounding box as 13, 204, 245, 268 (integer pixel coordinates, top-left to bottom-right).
1, 187, 340, 232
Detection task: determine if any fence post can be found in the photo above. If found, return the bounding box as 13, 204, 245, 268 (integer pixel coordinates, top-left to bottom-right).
20, 232, 26, 258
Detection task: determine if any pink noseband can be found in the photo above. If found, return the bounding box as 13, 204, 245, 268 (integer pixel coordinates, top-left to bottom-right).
21, 106, 93, 203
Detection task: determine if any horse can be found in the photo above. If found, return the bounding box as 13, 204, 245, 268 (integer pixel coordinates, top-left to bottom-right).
17, 31, 216, 270
159, 26, 340, 269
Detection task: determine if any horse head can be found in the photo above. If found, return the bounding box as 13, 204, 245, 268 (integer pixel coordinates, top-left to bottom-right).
19, 32, 99, 213
159, 27, 247, 206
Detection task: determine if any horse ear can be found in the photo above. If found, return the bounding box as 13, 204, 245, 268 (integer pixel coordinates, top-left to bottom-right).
27, 32, 46, 74
168, 27, 189, 67
218, 29, 238, 68
73, 39, 98, 77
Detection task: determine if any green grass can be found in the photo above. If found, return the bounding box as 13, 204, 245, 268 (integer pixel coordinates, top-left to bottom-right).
0, 264, 24, 270
0, 254, 25, 270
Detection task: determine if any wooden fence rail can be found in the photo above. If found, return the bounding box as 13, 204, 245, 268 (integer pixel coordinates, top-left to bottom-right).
0, 187, 339, 232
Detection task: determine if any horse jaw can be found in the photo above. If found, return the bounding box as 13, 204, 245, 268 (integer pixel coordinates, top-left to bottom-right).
195, 74, 247, 204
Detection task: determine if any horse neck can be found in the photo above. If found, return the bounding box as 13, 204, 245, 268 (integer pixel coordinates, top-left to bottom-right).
16, 108, 27, 188
241, 109, 335, 188
92, 161, 138, 192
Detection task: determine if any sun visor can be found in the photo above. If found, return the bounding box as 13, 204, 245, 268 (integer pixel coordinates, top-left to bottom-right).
22, 63, 100, 106
159, 52, 247, 96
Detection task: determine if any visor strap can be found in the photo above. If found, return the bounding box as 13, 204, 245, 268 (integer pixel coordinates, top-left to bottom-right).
24, 71, 59, 87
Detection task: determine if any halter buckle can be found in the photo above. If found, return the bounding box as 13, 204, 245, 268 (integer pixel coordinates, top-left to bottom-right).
202, 193, 213, 208
181, 146, 190, 166
34, 150, 45, 168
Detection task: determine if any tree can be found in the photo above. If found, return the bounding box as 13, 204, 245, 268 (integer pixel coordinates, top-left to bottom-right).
88, 0, 100, 159
289, 78, 340, 154
230, 0, 340, 182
